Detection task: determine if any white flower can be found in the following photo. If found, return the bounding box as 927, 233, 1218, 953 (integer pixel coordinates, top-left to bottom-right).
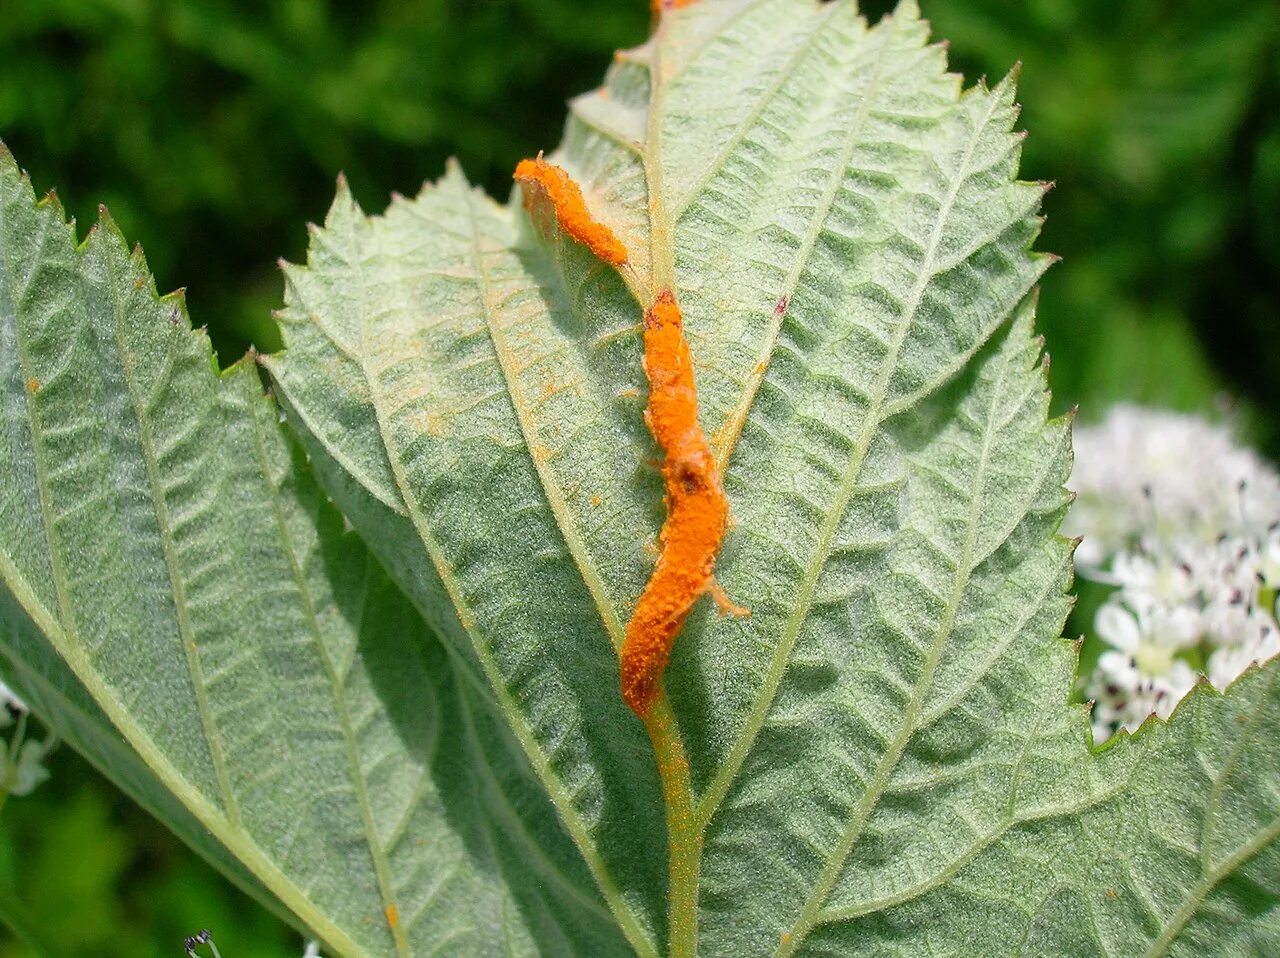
1208, 622, 1280, 686
0, 680, 27, 729
0, 725, 55, 798
1257, 525, 1280, 592
1068, 405, 1280, 569
3, 738, 51, 796
1110, 548, 1198, 611
1087, 647, 1197, 742
1072, 406, 1280, 743
1095, 596, 1201, 658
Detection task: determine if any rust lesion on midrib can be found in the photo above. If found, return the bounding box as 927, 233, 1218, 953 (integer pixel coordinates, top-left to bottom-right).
512, 16, 728, 947
620, 289, 739, 716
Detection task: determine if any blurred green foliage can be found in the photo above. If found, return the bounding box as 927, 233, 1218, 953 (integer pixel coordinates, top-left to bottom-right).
914, 0, 1280, 450
0, 744, 297, 958
0, 0, 648, 359
0, 0, 1277, 953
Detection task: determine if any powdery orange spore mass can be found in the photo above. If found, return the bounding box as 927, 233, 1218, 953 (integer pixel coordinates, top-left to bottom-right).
621, 290, 730, 715
513, 157, 628, 267
651, 0, 700, 13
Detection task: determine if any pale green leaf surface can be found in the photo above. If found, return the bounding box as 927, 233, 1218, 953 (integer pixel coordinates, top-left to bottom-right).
0, 143, 624, 957
267, 1, 1279, 956
0, 591, 289, 928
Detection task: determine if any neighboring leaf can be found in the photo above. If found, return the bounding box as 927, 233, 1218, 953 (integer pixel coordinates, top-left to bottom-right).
0, 590, 291, 929
0, 142, 625, 957
267, 1, 1279, 956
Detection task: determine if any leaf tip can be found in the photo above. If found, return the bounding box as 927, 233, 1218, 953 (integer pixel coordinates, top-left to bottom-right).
893, 0, 922, 22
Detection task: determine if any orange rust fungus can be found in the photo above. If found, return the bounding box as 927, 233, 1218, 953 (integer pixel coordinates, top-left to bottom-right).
620, 289, 739, 715
591, 494, 603, 508
513, 157, 628, 268
652, 0, 700, 14
24, 378, 39, 394
385, 903, 399, 929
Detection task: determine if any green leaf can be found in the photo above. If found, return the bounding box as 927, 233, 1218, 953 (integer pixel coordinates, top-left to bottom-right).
3, 1, 1278, 955
266, 1, 1279, 955
0, 142, 625, 957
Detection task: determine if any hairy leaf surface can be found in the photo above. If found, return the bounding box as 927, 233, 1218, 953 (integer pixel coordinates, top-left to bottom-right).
267, 1, 1279, 956
2, 1, 1277, 956
0, 143, 624, 957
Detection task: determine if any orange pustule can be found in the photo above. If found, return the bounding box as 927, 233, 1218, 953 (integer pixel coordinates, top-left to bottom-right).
651, 0, 700, 14
621, 290, 731, 714
513, 157, 628, 267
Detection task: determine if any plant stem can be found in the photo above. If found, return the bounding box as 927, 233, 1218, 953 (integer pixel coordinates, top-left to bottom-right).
643, 689, 701, 958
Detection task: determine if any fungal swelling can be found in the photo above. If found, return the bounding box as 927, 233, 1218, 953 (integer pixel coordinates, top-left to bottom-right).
511, 157, 736, 716
514, 156, 628, 268
621, 290, 738, 715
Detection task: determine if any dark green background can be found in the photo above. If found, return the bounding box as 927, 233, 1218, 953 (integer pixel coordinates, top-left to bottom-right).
1, 1, 1276, 954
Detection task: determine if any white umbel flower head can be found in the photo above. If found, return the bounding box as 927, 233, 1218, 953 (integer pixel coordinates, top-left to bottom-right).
1067, 405, 1280, 568
1072, 406, 1280, 743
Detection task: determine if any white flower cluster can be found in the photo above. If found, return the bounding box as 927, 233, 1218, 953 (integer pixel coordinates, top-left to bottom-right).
1068, 406, 1280, 743
0, 678, 54, 797
1068, 404, 1280, 566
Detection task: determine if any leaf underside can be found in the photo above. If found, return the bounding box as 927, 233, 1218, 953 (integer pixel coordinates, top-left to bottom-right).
1, 1, 1277, 957
0, 146, 624, 956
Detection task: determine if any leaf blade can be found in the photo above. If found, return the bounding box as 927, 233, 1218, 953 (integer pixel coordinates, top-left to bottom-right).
0, 143, 625, 958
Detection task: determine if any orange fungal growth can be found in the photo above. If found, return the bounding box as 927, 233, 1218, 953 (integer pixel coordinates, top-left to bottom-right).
651, 0, 699, 14
620, 289, 737, 715
514, 157, 628, 267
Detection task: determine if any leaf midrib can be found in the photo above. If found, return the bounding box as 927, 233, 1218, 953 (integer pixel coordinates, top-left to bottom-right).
694, 10, 982, 837
241, 391, 409, 958
0, 627, 306, 934
1145, 681, 1280, 957
666, 0, 842, 222
462, 191, 627, 651
340, 205, 659, 958
0, 189, 378, 957
710, 13, 921, 469
454, 678, 619, 927
772, 82, 1018, 957
100, 241, 243, 828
